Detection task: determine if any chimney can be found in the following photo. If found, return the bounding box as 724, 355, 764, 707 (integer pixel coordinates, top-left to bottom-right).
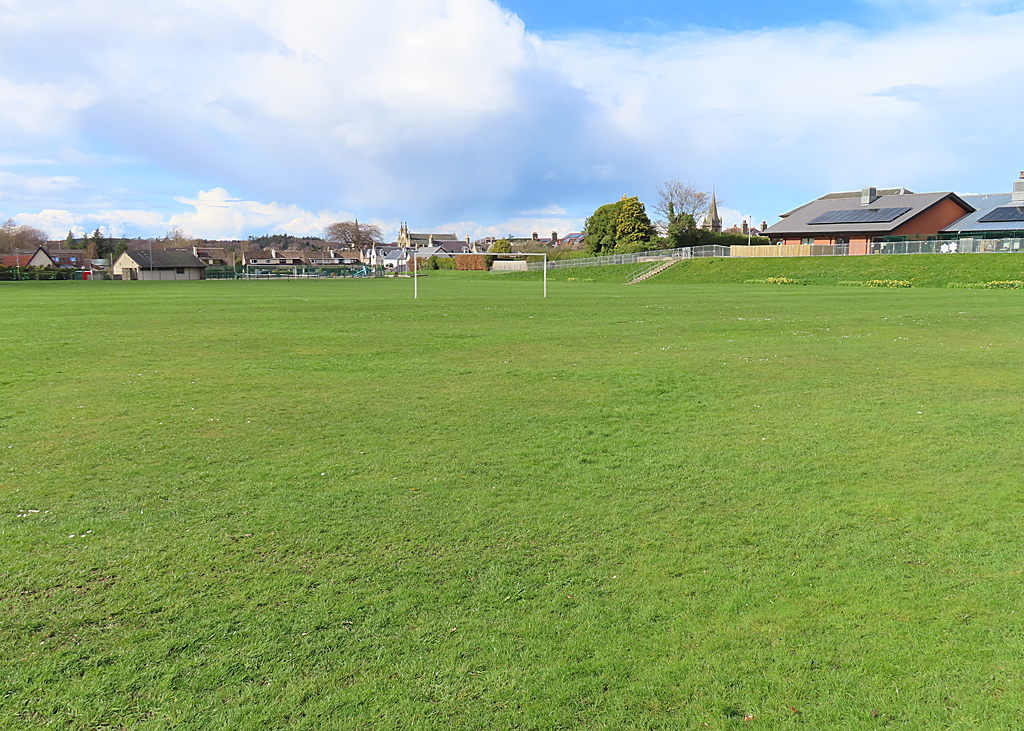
741, 220, 748, 235
861, 187, 878, 206
192, 245, 197, 256
1012, 172, 1024, 205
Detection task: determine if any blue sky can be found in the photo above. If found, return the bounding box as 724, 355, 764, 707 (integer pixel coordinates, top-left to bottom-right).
2, 0, 1024, 241
505, 0, 875, 32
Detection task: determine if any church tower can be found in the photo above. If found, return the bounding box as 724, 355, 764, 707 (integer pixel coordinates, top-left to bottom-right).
703, 189, 722, 233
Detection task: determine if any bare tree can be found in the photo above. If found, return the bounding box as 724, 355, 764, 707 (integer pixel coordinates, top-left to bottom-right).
165, 226, 192, 248
654, 179, 711, 232
0, 219, 49, 254
324, 220, 383, 250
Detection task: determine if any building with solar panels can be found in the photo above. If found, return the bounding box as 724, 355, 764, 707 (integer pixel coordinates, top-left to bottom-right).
941, 174, 1024, 242
763, 187, 973, 254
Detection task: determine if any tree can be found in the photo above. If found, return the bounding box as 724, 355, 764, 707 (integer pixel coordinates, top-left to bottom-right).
324, 220, 383, 250
489, 238, 512, 253
583, 200, 624, 254
655, 179, 710, 233
83, 241, 98, 260
64, 231, 77, 249
614, 195, 654, 251
665, 211, 705, 249
0, 218, 49, 254
165, 227, 191, 248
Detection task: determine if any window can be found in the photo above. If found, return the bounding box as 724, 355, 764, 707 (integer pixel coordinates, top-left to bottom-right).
176, 268, 185, 274
801, 237, 814, 245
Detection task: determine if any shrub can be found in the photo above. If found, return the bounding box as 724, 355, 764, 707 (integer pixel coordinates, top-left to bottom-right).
865, 279, 912, 288
745, 277, 799, 285
947, 280, 1024, 289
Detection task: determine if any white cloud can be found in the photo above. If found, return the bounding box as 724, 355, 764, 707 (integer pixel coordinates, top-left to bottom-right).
520, 204, 567, 216
437, 215, 585, 241
2, 0, 1024, 235
13, 188, 360, 240
168, 188, 352, 239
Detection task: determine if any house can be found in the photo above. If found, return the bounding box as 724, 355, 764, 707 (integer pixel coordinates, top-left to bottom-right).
307, 249, 361, 266
723, 221, 768, 237
381, 248, 410, 269
6, 246, 89, 268
242, 249, 309, 267
25, 247, 58, 268
414, 242, 472, 258
763, 187, 974, 254
112, 250, 207, 280
192, 246, 233, 267
942, 173, 1024, 243
34, 248, 88, 268
364, 245, 403, 267
558, 232, 585, 249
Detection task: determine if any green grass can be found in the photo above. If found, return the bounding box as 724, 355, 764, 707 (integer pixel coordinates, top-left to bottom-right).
3, 277, 1024, 729
497, 252, 1024, 287
657, 253, 1024, 287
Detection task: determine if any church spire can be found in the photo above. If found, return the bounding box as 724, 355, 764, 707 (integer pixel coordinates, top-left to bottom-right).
703, 188, 722, 233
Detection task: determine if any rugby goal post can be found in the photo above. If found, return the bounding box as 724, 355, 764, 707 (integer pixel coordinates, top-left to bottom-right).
414, 251, 546, 299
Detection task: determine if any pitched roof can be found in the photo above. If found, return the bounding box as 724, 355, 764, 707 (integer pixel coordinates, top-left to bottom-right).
943, 193, 1024, 233
409, 232, 458, 243
780, 188, 914, 218
764, 191, 972, 237
123, 250, 207, 268
414, 246, 457, 257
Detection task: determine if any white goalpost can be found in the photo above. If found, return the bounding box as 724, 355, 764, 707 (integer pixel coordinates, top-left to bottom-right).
413, 251, 546, 299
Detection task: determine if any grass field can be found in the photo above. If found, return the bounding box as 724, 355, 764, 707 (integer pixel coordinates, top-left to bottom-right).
3, 274, 1024, 729
499, 252, 1024, 286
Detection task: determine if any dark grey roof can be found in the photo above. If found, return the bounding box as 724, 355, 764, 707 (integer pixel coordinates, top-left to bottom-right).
943, 193, 1024, 233
780, 188, 914, 218
409, 233, 458, 243
124, 250, 206, 268
765, 192, 971, 237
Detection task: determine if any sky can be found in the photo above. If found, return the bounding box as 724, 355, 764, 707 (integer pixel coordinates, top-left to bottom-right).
2, 0, 1024, 242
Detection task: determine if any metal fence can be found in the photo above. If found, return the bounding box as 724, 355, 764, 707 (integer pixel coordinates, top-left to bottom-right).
526, 245, 730, 272
525, 237, 1024, 271
875, 238, 1024, 255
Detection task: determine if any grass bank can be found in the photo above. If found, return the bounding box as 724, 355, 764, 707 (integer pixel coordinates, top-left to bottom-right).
658, 253, 1024, 287
3, 278, 1024, 728
496, 252, 1024, 287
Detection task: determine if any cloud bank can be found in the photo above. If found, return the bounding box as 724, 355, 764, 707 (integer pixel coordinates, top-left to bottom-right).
1, 0, 1023, 239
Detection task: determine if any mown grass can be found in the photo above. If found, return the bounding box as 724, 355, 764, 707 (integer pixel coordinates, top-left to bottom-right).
658, 253, 1024, 287
3, 277, 1024, 729
495, 252, 1024, 287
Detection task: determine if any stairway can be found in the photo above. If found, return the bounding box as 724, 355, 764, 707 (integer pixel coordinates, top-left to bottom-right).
626, 259, 676, 284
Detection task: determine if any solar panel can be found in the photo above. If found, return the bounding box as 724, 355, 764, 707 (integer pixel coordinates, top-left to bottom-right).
977, 207, 1024, 223
807, 207, 913, 225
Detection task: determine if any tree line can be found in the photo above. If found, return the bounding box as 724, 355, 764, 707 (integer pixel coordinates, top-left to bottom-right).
582, 180, 764, 255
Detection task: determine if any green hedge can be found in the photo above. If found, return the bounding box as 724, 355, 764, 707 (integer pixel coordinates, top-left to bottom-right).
0, 267, 77, 281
